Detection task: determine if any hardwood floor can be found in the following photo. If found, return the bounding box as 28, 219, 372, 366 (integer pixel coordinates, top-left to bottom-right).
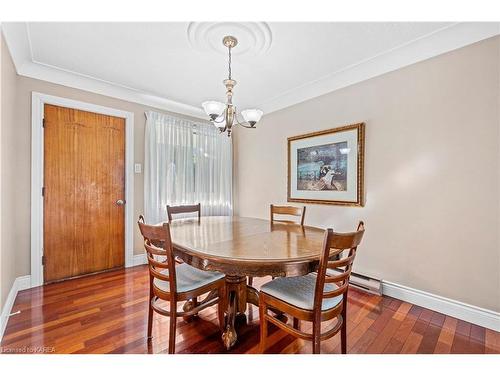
1, 266, 499, 354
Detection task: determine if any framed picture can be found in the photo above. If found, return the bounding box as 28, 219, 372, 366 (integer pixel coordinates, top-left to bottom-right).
287, 123, 365, 206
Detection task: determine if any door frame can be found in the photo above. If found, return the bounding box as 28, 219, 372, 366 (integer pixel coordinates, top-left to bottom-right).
31, 92, 135, 287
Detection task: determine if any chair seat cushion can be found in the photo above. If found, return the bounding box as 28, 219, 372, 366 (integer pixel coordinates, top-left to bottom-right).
153, 264, 224, 293
260, 273, 342, 311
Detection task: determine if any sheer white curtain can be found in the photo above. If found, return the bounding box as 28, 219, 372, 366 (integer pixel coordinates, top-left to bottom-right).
144, 111, 232, 223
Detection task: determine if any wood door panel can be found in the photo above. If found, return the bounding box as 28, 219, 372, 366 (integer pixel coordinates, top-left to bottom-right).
43, 104, 125, 283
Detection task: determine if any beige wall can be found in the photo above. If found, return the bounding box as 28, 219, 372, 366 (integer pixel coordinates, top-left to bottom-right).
1, 33, 200, 286
234, 36, 500, 311
1, 33, 19, 309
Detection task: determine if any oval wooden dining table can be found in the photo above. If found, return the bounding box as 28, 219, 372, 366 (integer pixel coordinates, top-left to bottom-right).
167, 215, 326, 349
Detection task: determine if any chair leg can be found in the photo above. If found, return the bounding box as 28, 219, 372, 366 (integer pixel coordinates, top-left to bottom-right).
312, 322, 321, 354
192, 297, 199, 316
341, 302, 347, 354
293, 317, 300, 330
168, 302, 177, 354
147, 298, 154, 340
147, 281, 154, 339
259, 298, 268, 353
312, 340, 321, 354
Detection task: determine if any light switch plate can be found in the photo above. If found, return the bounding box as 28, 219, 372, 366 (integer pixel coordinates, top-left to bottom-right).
134, 163, 142, 174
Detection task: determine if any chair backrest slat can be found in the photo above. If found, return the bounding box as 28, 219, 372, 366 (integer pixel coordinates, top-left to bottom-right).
314, 221, 365, 311
138, 219, 177, 294
323, 283, 349, 299
327, 253, 356, 269
324, 273, 346, 283
166, 203, 201, 223
144, 241, 168, 256
149, 261, 170, 281
270, 204, 306, 225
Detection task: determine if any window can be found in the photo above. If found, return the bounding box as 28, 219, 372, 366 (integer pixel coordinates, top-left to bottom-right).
144, 111, 232, 223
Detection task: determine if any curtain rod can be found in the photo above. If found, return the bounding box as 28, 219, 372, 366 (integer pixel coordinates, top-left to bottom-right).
144, 110, 211, 126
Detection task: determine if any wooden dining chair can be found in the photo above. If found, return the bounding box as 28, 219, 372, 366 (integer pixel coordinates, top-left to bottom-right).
166, 203, 201, 223
248, 204, 306, 286
137, 217, 226, 354
258, 221, 365, 354
270, 204, 306, 225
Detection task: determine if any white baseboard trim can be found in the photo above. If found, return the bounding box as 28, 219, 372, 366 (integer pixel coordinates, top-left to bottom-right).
0, 275, 32, 342
382, 280, 500, 332
16, 275, 32, 291
131, 254, 147, 266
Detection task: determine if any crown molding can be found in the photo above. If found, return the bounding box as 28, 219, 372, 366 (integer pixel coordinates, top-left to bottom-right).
1, 23, 206, 119
3, 22, 499, 118
259, 22, 500, 114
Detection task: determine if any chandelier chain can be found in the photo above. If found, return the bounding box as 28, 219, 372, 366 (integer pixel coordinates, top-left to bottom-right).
228, 45, 232, 80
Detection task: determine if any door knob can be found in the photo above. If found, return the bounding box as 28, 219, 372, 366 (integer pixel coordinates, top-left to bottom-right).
116, 199, 125, 206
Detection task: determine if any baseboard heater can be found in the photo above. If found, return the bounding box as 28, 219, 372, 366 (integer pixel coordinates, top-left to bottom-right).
349, 272, 382, 295
329, 269, 382, 295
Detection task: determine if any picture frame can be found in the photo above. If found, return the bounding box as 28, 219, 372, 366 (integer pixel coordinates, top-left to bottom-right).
287, 122, 365, 206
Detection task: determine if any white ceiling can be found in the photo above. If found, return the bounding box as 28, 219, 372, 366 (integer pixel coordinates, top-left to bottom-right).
3, 22, 499, 118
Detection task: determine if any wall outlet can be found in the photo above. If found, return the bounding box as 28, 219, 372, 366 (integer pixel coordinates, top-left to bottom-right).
134, 163, 142, 174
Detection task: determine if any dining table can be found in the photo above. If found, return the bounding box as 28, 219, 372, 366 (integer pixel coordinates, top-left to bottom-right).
168, 215, 326, 349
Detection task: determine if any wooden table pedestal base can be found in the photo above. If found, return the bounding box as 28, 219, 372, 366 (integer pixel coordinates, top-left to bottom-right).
222, 275, 263, 350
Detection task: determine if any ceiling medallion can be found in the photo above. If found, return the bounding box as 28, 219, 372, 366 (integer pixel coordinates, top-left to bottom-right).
187, 22, 272, 56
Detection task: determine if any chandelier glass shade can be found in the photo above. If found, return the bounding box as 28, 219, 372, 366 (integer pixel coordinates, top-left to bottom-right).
201, 35, 263, 136
202, 101, 225, 120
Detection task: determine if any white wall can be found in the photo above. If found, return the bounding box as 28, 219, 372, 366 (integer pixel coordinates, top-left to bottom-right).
234, 36, 500, 312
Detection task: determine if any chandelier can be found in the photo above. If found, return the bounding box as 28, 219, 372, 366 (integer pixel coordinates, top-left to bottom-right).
202, 36, 263, 136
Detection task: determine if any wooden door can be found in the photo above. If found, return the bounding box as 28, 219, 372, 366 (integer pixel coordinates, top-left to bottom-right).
43, 104, 125, 283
